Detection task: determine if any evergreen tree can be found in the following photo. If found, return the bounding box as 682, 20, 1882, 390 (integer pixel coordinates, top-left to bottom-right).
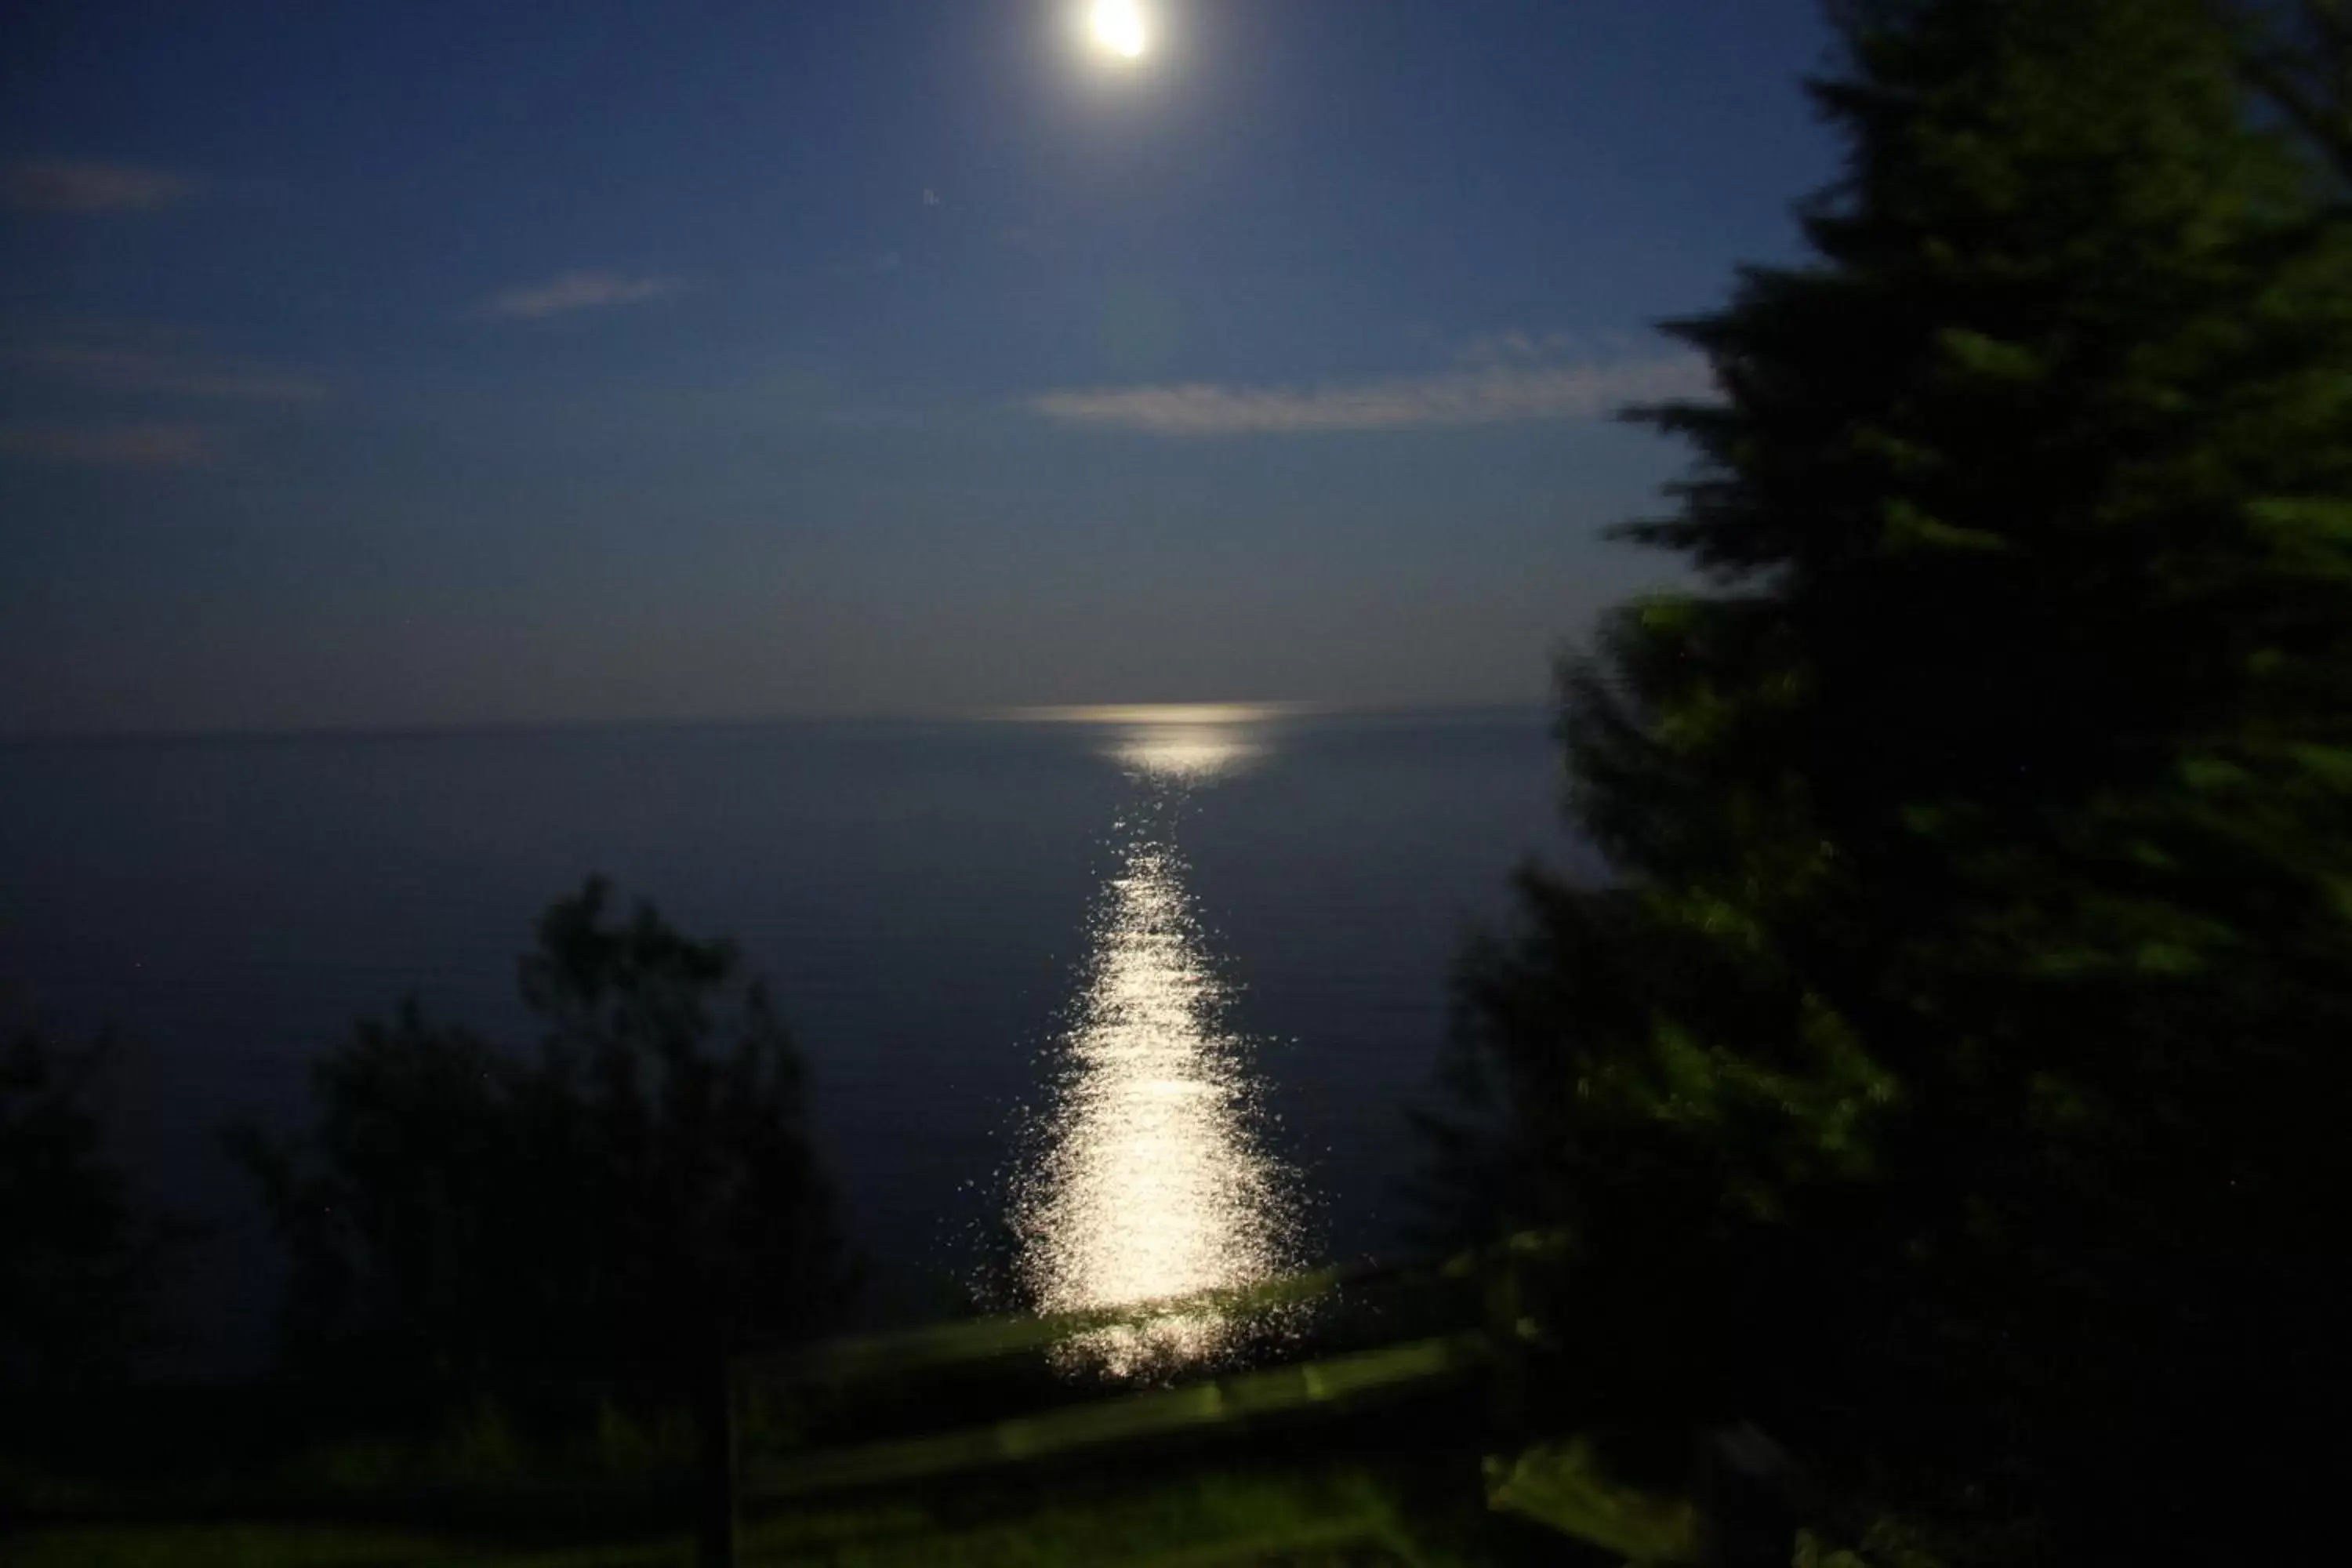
1454, 0, 2352, 1556
2247, 0, 2352, 185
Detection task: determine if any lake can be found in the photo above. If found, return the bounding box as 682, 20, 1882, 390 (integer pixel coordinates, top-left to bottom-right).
0, 706, 1585, 1375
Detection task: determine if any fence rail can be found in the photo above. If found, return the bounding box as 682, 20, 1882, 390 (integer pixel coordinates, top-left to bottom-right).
742, 1332, 1490, 1501
698, 1234, 1560, 1566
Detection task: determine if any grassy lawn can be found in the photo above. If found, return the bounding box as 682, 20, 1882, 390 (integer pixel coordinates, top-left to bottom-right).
5, 1526, 693, 1568
8, 1344, 1674, 1566
9, 1464, 1493, 1567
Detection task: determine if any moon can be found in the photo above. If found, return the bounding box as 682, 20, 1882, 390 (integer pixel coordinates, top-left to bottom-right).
1089, 0, 1149, 60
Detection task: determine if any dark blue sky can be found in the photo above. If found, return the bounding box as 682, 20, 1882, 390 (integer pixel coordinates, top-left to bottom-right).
2, 0, 1837, 735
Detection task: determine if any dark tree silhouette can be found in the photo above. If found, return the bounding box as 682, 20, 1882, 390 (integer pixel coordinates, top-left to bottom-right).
233, 878, 855, 1393
1447, 0, 2352, 1558
0, 1029, 180, 1386
2245, 0, 2352, 186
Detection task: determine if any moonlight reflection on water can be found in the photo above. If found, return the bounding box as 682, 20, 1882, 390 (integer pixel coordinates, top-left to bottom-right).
1009, 717, 1305, 1377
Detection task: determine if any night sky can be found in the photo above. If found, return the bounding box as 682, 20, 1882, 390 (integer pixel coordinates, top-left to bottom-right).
2, 1, 1835, 735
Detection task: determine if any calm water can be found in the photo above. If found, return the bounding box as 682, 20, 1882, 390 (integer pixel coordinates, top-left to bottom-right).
0, 708, 1583, 1374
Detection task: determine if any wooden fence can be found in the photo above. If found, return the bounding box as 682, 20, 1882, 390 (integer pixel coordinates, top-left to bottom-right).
693, 1233, 1798, 1567
694, 1234, 1559, 1566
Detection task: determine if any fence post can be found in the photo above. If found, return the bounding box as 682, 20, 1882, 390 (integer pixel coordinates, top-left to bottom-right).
1696, 1422, 1797, 1568
698, 1340, 739, 1568
1482, 1240, 1526, 1446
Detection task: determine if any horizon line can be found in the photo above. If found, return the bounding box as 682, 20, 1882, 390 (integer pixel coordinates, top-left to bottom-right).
0, 699, 1549, 748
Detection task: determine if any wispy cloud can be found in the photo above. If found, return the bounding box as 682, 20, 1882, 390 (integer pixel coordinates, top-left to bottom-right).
1029, 347, 1711, 436
3, 159, 194, 212
487, 270, 675, 320
11, 344, 325, 401
0, 423, 222, 467
1453, 328, 1628, 366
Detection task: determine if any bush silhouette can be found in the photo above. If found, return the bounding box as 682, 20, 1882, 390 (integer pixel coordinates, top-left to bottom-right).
234, 877, 855, 1395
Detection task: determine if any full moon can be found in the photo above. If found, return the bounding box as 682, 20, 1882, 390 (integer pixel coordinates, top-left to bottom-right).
1089, 0, 1149, 60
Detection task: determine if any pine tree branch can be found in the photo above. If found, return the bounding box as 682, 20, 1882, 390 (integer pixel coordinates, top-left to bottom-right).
2243, 0, 2352, 188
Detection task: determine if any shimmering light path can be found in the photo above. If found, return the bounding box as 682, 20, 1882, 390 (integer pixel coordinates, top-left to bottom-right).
1010, 713, 1304, 1376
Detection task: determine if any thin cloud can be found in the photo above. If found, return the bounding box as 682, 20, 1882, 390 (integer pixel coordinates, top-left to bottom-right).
13, 344, 325, 401
487, 270, 675, 321
1453, 328, 1626, 365
1029, 350, 1713, 436
0, 423, 222, 467
3, 159, 194, 212
1457, 330, 1546, 365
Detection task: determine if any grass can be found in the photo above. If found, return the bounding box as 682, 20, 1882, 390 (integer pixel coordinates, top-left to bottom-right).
1481, 1439, 1696, 1563
747, 1465, 1451, 1566
9, 1463, 1468, 1567
5, 1525, 693, 1568
4, 1309, 1662, 1566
